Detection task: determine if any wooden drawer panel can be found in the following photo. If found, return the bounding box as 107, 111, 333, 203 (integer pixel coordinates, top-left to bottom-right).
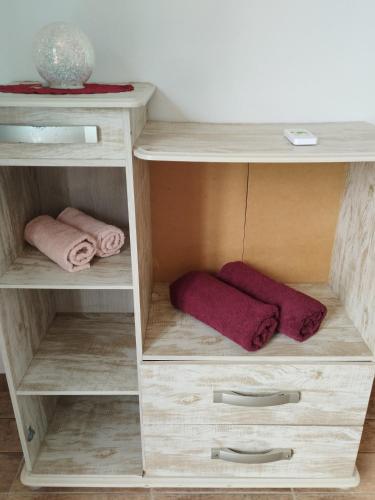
0, 107, 127, 163
141, 362, 374, 425
144, 424, 361, 478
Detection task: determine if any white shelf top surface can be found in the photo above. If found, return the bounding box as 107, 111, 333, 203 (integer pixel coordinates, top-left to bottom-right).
134, 121, 375, 163
0, 82, 155, 108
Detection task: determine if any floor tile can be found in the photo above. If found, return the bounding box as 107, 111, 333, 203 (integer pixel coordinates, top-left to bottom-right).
360, 420, 375, 452
366, 381, 375, 419
0, 452, 22, 493
0, 375, 8, 392
0, 392, 13, 419
0, 420, 21, 452
353, 452, 375, 493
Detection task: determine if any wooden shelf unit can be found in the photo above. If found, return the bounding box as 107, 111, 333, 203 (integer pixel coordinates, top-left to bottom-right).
0, 87, 374, 488
0, 87, 153, 484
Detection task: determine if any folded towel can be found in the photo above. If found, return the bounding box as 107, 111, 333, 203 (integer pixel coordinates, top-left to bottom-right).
218, 262, 327, 342
170, 271, 279, 351
57, 207, 125, 258
24, 215, 97, 272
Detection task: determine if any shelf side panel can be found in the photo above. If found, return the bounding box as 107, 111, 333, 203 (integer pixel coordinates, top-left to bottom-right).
330, 162, 375, 355
132, 157, 153, 349
0, 166, 40, 278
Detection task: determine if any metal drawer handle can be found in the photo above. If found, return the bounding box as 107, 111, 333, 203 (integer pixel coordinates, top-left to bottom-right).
213, 390, 301, 407
0, 125, 98, 144
211, 447, 293, 464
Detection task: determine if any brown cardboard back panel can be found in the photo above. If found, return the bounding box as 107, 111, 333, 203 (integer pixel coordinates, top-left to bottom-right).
150, 162, 249, 282
150, 162, 347, 283
243, 163, 347, 282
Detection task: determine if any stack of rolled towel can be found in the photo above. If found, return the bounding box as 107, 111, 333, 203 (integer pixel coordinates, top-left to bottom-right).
24, 207, 126, 272
170, 262, 327, 352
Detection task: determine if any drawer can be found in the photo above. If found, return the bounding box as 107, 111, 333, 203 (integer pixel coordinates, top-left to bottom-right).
144, 424, 361, 478
0, 107, 128, 163
141, 362, 374, 425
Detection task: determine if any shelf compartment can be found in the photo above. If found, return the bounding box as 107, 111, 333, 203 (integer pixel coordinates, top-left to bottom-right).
30, 395, 142, 477
143, 282, 372, 361
17, 313, 137, 395
0, 245, 133, 289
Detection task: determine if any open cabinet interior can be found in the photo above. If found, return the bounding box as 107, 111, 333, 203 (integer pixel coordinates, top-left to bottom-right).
0, 165, 132, 288
142, 161, 374, 361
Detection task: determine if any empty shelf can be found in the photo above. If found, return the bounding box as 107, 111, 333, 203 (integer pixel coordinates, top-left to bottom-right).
17, 313, 138, 395
134, 121, 375, 163
143, 283, 373, 362
0, 245, 133, 289
31, 396, 142, 476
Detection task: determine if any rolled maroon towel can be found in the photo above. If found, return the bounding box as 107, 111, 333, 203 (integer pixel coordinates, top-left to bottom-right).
218, 262, 327, 342
170, 271, 279, 351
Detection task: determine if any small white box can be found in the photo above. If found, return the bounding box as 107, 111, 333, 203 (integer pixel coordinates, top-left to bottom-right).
284, 128, 318, 146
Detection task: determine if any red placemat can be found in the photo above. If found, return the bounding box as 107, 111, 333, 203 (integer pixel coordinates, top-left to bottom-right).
0, 82, 134, 94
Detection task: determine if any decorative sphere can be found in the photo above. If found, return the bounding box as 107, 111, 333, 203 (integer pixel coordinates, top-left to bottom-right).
33, 22, 95, 89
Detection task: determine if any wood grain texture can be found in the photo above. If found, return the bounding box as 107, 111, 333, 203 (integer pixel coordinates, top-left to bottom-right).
19, 465, 359, 488
0, 289, 54, 387
32, 396, 142, 476
143, 424, 361, 478
35, 166, 129, 229
131, 157, 153, 346
130, 107, 148, 146
0, 107, 128, 163
143, 283, 372, 361
17, 395, 57, 469
244, 163, 347, 282
0, 245, 132, 289
135, 121, 375, 163
0, 82, 155, 108
0, 166, 40, 277
17, 313, 138, 395
150, 162, 248, 282
330, 162, 375, 354
141, 363, 373, 426
54, 290, 134, 313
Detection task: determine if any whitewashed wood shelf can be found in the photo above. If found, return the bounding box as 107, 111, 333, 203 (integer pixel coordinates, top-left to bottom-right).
134, 121, 375, 163
30, 395, 142, 477
143, 283, 373, 362
0, 82, 155, 109
0, 245, 133, 289
17, 313, 138, 396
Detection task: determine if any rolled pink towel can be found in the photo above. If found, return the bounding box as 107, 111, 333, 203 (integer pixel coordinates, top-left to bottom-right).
57, 207, 125, 258
24, 215, 97, 273
218, 262, 327, 342
170, 271, 279, 351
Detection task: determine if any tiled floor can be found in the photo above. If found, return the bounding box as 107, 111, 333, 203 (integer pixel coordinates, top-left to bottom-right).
1, 374, 375, 500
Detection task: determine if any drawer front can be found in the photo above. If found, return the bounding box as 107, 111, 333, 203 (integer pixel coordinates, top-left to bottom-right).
144, 424, 361, 478
141, 362, 374, 425
0, 107, 127, 162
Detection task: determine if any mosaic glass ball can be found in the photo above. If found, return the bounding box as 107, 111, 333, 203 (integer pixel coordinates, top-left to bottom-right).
33, 22, 95, 89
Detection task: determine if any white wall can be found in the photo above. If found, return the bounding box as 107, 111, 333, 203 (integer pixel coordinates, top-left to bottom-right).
0, 1, 374, 373
1, 0, 375, 123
